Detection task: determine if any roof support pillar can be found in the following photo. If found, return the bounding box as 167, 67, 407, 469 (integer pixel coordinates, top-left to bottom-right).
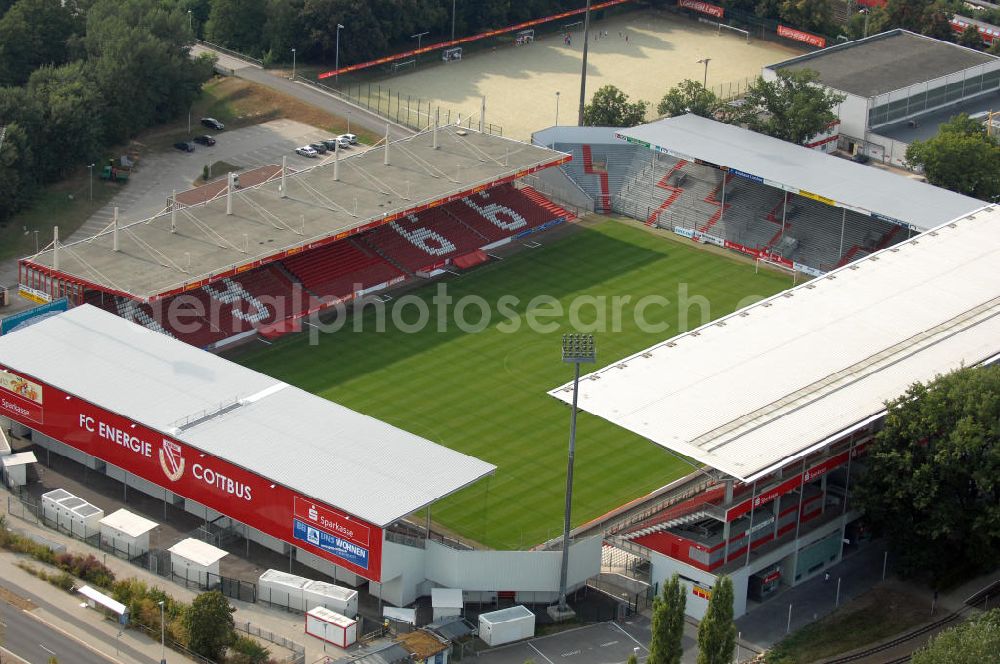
384, 124, 390, 166
480, 96, 485, 133
171, 190, 177, 234
433, 108, 439, 149
53, 226, 59, 271
281, 156, 288, 198
779, 193, 789, 242
334, 141, 340, 181
838, 207, 846, 259
113, 207, 119, 252
226, 172, 234, 215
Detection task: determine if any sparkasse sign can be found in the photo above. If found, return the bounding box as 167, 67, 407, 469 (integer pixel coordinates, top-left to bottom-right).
0, 365, 383, 581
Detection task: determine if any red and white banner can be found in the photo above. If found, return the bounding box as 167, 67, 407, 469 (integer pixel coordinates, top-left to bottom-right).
0, 366, 383, 581
777, 25, 826, 48
679, 0, 724, 18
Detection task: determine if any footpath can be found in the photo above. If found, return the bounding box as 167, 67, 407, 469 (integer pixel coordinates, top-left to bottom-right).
0, 483, 335, 664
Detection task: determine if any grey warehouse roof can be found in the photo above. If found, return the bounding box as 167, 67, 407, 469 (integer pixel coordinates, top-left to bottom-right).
0, 306, 495, 526
769, 29, 996, 98
549, 206, 1000, 482
618, 114, 982, 230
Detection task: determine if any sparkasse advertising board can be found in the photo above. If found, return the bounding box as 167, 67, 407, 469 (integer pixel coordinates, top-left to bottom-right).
0, 365, 383, 581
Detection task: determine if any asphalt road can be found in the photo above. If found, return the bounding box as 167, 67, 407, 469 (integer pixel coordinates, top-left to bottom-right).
0, 576, 157, 664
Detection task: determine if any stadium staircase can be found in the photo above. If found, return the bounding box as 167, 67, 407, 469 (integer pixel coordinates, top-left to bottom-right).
555, 143, 641, 213
282, 239, 403, 300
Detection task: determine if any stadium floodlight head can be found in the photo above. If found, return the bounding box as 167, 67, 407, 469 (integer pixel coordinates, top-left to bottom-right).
562, 333, 595, 364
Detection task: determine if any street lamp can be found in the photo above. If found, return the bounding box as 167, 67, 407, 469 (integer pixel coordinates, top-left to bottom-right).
291, 48, 296, 80
451, 0, 457, 41
412, 30, 429, 60
577, 0, 593, 126
860, 9, 870, 38
158, 600, 166, 664
187, 9, 192, 33
698, 58, 711, 88
335, 24, 345, 85
555, 333, 596, 615
555, 91, 560, 126
87, 163, 95, 201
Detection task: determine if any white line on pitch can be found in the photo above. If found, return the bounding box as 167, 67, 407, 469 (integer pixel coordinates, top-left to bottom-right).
528, 642, 556, 664
611, 622, 647, 649
39, 645, 56, 655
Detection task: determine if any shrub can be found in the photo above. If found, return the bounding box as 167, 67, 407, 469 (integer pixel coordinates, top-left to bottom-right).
228, 635, 272, 664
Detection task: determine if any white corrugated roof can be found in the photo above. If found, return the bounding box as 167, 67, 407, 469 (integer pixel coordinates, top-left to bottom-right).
617, 114, 982, 230
169, 537, 228, 567
0, 305, 495, 527
78, 585, 127, 615
549, 206, 1000, 481
1, 451, 37, 467
431, 587, 464, 609
99, 508, 157, 538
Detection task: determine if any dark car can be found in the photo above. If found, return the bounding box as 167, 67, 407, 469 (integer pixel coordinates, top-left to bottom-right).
321, 138, 340, 151
174, 141, 194, 153
309, 142, 328, 154
193, 135, 216, 146
201, 117, 225, 130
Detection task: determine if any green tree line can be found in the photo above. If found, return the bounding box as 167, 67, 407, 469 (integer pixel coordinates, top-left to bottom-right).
0, 0, 214, 224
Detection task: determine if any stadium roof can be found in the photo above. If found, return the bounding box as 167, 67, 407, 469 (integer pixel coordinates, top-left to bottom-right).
617, 114, 982, 230
549, 205, 1000, 483
23, 127, 568, 302
768, 29, 996, 98
0, 306, 495, 526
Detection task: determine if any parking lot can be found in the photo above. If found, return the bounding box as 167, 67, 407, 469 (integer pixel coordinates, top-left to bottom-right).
71, 118, 365, 241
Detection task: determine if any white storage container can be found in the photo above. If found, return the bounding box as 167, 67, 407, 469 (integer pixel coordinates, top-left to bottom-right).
478, 605, 535, 646
40, 488, 104, 536
41, 488, 73, 525
259, 569, 312, 611
305, 606, 357, 648
305, 579, 358, 618
168, 538, 227, 586
99, 508, 157, 558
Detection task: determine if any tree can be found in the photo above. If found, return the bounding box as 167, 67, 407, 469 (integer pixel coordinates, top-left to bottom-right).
905, 114, 1000, 202
911, 609, 1000, 664
854, 365, 1000, 583
958, 24, 983, 50
724, 69, 845, 145
779, 0, 835, 35
657, 80, 721, 119
583, 85, 648, 128
0, 0, 83, 86
654, 573, 686, 664
183, 591, 236, 661
205, 0, 268, 56
696, 576, 735, 664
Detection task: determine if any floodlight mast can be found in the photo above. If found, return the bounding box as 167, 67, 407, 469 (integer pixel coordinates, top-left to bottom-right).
556, 333, 595, 614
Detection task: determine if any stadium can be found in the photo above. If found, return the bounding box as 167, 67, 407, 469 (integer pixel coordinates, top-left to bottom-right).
2, 100, 999, 625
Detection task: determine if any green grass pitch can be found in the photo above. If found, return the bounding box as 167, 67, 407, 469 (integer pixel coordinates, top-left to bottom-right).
235, 219, 791, 549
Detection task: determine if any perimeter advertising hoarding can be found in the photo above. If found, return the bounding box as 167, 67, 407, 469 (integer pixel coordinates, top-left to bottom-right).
0, 366, 383, 581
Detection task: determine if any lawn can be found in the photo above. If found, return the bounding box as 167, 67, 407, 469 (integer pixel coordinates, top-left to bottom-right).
235, 220, 791, 549
766, 585, 932, 663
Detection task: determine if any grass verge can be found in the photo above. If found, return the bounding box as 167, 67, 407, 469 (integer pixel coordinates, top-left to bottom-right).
766, 585, 932, 663
234, 219, 791, 548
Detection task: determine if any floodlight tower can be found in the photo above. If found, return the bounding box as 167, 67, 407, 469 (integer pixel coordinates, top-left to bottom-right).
553, 333, 595, 619
577, 0, 593, 126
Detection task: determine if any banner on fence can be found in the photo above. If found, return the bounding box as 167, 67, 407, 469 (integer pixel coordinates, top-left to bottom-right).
679, 0, 724, 18
777, 25, 826, 48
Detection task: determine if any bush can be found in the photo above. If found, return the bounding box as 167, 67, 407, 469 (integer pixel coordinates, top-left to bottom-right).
228, 635, 272, 664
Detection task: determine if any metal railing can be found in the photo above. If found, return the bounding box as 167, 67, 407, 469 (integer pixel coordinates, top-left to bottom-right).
194, 39, 263, 66
235, 621, 306, 664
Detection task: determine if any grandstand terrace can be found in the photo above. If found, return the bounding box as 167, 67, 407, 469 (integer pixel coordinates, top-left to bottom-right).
548, 205, 1000, 620
19, 125, 569, 303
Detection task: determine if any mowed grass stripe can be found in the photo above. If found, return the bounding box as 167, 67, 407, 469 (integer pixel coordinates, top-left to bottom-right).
237, 220, 791, 549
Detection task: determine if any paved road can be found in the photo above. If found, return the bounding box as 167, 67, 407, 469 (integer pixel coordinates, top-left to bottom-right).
0, 603, 125, 664
191, 43, 414, 142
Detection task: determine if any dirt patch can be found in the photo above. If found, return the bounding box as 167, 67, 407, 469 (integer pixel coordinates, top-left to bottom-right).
0, 581, 37, 611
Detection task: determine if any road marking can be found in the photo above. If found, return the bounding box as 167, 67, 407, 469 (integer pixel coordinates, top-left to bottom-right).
600, 640, 619, 647
561, 650, 580, 657
528, 642, 555, 664
611, 622, 647, 650
39, 645, 56, 655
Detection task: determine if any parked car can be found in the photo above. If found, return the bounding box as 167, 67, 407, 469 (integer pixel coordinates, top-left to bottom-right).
321, 138, 340, 151
174, 141, 195, 153
339, 133, 358, 145
201, 117, 225, 130
295, 145, 318, 157
193, 135, 216, 146
309, 142, 328, 154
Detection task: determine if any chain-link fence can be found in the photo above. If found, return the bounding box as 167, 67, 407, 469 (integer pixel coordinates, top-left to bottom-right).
236, 621, 306, 664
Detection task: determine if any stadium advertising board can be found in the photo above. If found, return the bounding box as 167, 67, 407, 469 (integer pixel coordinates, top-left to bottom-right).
797, 189, 836, 207
0, 366, 383, 581
678, 0, 724, 19
777, 25, 826, 48
0, 298, 69, 336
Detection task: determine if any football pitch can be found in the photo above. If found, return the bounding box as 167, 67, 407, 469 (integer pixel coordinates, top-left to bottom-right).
236, 219, 791, 549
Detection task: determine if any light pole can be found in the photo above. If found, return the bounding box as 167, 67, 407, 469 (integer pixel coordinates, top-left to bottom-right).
87, 163, 94, 201
577, 0, 593, 126
555, 91, 560, 125
158, 600, 166, 664
291, 48, 296, 80
451, 0, 457, 41
187, 9, 192, 33
860, 9, 870, 38
335, 24, 344, 85
555, 333, 595, 615
698, 58, 711, 88
412, 30, 429, 59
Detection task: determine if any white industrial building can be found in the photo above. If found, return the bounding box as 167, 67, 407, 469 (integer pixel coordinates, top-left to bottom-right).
764, 29, 1000, 166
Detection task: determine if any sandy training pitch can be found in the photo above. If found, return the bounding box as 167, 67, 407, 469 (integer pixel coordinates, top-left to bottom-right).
358, 9, 804, 139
